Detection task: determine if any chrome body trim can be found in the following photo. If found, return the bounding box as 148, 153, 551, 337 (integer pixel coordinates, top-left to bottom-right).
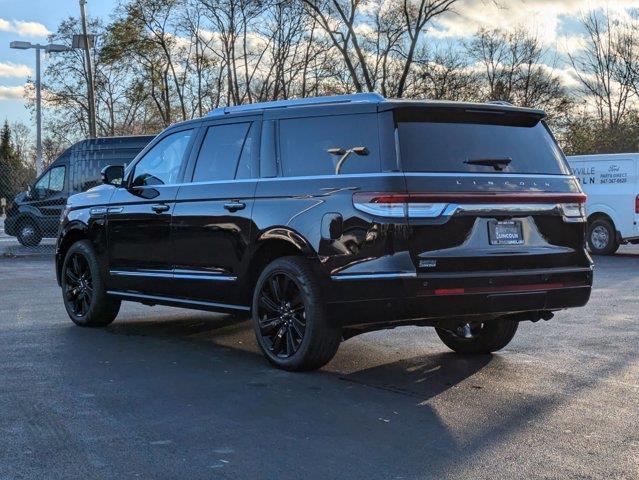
110, 270, 237, 281
331, 272, 417, 281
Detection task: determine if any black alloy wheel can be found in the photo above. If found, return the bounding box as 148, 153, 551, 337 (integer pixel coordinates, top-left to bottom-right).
256, 271, 307, 359
64, 252, 94, 318
61, 240, 120, 327
251, 256, 341, 371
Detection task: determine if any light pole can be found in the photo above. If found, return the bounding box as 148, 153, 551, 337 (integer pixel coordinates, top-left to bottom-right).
78, 0, 96, 139
9, 41, 70, 177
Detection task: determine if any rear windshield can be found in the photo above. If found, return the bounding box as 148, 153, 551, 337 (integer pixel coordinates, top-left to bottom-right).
397, 118, 569, 175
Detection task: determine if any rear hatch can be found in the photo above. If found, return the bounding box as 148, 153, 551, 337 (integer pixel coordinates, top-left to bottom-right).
392, 104, 589, 277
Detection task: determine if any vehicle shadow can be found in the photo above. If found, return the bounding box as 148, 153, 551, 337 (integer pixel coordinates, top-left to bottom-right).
60, 310, 636, 479
339, 351, 492, 401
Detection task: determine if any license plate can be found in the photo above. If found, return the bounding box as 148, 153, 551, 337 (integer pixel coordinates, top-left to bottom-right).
488, 220, 523, 245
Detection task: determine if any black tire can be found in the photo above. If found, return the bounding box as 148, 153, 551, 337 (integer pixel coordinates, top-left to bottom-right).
61, 240, 120, 327
251, 256, 341, 371
16, 218, 42, 246
587, 218, 619, 255
436, 318, 518, 355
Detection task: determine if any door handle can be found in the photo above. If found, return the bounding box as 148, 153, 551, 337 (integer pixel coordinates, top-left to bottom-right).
151, 204, 170, 214
224, 201, 246, 212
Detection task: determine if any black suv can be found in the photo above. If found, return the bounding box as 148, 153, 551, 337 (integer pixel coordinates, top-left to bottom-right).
56, 93, 593, 371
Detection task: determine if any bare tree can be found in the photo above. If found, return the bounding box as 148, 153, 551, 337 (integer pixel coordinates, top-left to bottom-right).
301, 0, 458, 97
467, 28, 571, 117
568, 11, 635, 127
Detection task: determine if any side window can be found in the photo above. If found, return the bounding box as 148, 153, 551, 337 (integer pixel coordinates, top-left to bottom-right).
34, 170, 51, 194
192, 122, 252, 182
132, 129, 192, 187
34, 166, 65, 198
48, 166, 65, 192
279, 114, 381, 177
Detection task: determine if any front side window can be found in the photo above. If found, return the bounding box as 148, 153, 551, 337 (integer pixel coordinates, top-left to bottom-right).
192, 122, 252, 182
279, 114, 381, 177
131, 129, 192, 187
34, 166, 66, 198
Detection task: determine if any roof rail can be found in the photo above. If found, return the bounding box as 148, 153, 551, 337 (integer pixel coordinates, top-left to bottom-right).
208, 92, 385, 117
487, 100, 514, 106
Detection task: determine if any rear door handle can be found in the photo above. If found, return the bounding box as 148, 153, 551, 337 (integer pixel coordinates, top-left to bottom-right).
224, 201, 246, 212
151, 204, 170, 213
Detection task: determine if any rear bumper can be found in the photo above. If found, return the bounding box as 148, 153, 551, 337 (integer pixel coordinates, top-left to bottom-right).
326, 266, 593, 327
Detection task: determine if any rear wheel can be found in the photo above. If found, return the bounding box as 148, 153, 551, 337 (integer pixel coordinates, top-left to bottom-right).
436, 318, 518, 355
588, 218, 619, 255
252, 257, 341, 371
16, 219, 42, 246
61, 240, 120, 327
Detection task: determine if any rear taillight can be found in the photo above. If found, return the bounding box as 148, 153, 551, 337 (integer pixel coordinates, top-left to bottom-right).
635, 195, 639, 214
353, 192, 587, 218
352, 193, 446, 218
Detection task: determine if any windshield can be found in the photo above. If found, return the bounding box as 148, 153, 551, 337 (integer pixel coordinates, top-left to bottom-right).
397, 117, 569, 175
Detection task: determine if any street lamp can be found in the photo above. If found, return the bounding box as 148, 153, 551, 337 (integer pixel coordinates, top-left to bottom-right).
9, 41, 70, 176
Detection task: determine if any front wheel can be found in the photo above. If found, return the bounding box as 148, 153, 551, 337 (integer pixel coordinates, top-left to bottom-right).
61, 240, 121, 327
16, 219, 42, 246
436, 319, 518, 355
252, 256, 341, 371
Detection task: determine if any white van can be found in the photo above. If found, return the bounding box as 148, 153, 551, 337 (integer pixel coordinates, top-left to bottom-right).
567, 153, 639, 255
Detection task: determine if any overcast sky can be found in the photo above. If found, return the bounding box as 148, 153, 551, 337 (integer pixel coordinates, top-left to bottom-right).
1, 0, 639, 129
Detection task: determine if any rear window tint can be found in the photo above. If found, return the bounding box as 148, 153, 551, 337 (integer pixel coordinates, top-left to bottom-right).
398, 121, 569, 175
279, 114, 380, 176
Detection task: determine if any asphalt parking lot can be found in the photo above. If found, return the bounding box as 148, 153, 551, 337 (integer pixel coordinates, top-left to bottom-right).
1, 250, 638, 480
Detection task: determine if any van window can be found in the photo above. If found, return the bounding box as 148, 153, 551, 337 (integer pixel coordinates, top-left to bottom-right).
192, 122, 252, 182
34, 165, 66, 198
398, 121, 569, 175
132, 129, 192, 187
279, 114, 380, 176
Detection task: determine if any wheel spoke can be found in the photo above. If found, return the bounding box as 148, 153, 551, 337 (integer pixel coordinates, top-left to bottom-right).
290, 317, 305, 338
81, 294, 90, 316
72, 255, 81, 276
65, 285, 77, 300
259, 316, 283, 334
270, 326, 286, 354
285, 328, 295, 356
259, 294, 279, 314
269, 276, 282, 303
65, 269, 79, 284
290, 292, 303, 310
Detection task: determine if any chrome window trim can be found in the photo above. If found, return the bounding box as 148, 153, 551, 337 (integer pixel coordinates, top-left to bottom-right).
164, 172, 577, 185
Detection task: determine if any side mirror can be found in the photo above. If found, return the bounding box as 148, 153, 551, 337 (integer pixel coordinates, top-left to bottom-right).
101, 165, 125, 186
26, 185, 33, 199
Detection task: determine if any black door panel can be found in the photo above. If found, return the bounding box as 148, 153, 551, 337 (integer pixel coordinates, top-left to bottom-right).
171, 181, 257, 304
106, 185, 179, 294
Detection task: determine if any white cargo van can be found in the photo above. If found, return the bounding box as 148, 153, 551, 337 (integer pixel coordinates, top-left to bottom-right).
567, 153, 639, 255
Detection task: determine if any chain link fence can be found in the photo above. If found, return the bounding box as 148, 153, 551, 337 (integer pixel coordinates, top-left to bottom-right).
1, 136, 154, 257
0, 160, 58, 256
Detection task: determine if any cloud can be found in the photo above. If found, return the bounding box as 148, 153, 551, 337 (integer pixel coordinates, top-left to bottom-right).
0, 85, 25, 101
0, 62, 32, 78
0, 18, 50, 38
430, 0, 639, 47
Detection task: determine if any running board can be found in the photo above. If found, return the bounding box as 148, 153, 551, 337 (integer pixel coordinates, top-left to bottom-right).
106, 290, 250, 313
